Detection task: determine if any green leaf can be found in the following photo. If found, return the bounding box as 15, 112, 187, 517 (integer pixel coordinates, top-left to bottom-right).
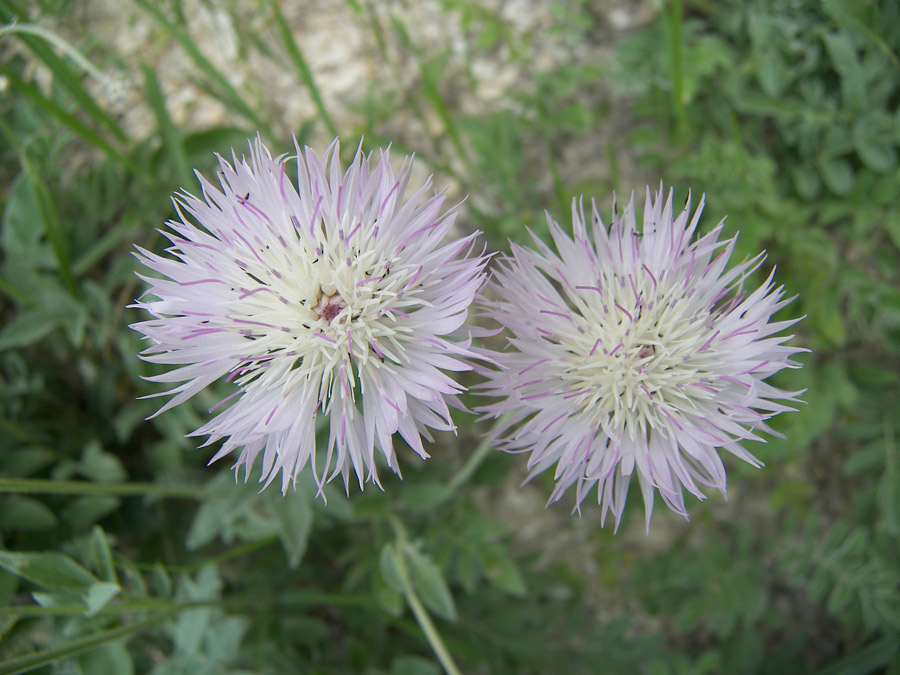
0, 308, 62, 352
853, 115, 898, 173
391, 655, 441, 675
90, 526, 118, 584
78, 640, 135, 675
818, 158, 855, 195
0, 551, 96, 590
267, 0, 337, 137
855, 139, 897, 173
480, 547, 527, 597
142, 64, 192, 187
83, 581, 121, 616
186, 473, 274, 550
403, 545, 456, 622
819, 637, 899, 675
0, 496, 57, 531
26, 172, 76, 295
134, 0, 273, 140
379, 544, 405, 595
267, 489, 313, 569
63, 496, 121, 531
79, 442, 127, 483
791, 165, 821, 200
373, 570, 404, 618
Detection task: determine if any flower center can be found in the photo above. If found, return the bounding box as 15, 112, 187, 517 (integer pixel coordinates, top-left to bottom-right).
315, 292, 346, 324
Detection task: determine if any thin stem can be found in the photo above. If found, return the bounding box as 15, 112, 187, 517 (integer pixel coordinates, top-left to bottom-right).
0, 478, 219, 500
389, 517, 462, 675
446, 412, 511, 494
0, 590, 376, 619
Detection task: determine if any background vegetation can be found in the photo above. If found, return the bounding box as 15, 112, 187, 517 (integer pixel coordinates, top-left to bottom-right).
0, 0, 898, 673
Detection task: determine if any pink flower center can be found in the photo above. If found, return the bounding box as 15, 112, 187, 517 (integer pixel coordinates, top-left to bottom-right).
316, 293, 346, 324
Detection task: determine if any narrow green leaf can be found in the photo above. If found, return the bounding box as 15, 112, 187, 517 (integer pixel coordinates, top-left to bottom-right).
142, 64, 192, 187
90, 526, 118, 584
26, 172, 77, 295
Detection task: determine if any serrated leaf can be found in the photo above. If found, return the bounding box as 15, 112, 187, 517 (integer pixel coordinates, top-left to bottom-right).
404, 545, 456, 622
0, 551, 96, 590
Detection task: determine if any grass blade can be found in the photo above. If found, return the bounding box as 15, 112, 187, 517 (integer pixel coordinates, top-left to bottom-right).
26, 170, 77, 295
0, 2, 129, 145
0, 64, 140, 174
268, 0, 338, 138
135, 0, 274, 140
141, 64, 192, 187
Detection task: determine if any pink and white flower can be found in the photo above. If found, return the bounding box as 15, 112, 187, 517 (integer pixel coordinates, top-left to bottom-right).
479, 186, 805, 529
131, 139, 487, 494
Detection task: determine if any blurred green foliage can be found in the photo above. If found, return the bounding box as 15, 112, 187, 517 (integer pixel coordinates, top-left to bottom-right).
0, 0, 897, 672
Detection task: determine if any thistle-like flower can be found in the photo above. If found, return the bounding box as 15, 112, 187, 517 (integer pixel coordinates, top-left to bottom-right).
479, 186, 804, 529
131, 139, 487, 494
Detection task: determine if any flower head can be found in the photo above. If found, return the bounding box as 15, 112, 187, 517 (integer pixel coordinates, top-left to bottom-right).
479, 186, 805, 530
132, 139, 487, 494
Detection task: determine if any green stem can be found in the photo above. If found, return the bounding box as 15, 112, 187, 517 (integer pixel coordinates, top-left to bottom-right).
0, 478, 216, 500
446, 412, 511, 495
0, 590, 376, 619
389, 517, 462, 675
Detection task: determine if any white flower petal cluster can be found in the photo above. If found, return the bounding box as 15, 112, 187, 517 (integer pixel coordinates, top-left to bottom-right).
480, 186, 805, 529
132, 139, 487, 494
